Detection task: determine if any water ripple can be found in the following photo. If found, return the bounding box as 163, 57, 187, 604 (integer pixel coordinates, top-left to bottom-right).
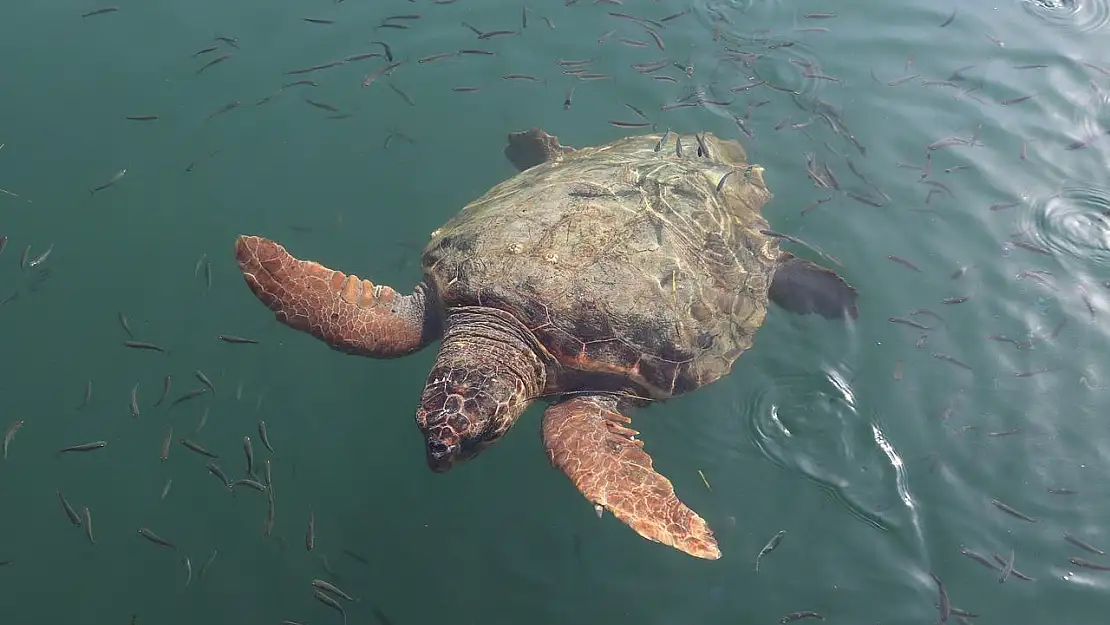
745, 367, 895, 530
1021, 0, 1110, 33
1020, 183, 1110, 265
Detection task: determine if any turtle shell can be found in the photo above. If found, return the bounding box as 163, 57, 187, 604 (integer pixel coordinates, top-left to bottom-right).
421, 132, 778, 400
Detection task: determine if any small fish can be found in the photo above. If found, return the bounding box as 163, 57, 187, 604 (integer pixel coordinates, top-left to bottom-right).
1048, 487, 1078, 495
204, 101, 241, 122
82, 7, 119, 18
307, 509, 316, 551
313, 589, 347, 624
887, 254, 922, 272
313, 579, 359, 602
125, 115, 159, 121
170, 388, 208, 409
138, 527, 177, 549
207, 463, 231, 489
389, 82, 415, 106
124, 340, 166, 353
90, 168, 127, 195
478, 29, 519, 40
193, 46, 218, 57
160, 426, 173, 462
345, 52, 381, 62
217, 334, 258, 344
780, 612, 824, 623
243, 436, 256, 476
930, 571, 950, 622
1010, 240, 1051, 255
990, 552, 1034, 581
3, 420, 25, 459
59, 441, 107, 453
264, 459, 273, 487
959, 547, 1001, 571
195, 370, 215, 394
755, 530, 786, 572
117, 311, 133, 338
181, 438, 219, 459
196, 53, 232, 75
199, 549, 218, 579
1065, 533, 1106, 556
183, 556, 193, 587
305, 98, 341, 113
932, 353, 972, 371
130, 383, 141, 418
264, 489, 276, 537
939, 8, 956, 27
57, 490, 82, 527
1070, 556, 1110, 571
161, 478, 173, 500
889, 317, 931, 331
194, 408, 210, 434
83, 507, 95, 544
343, 549, 371, 565
419, 52, 456, 64
991, 498, 1037, 522
362, 60, 405, 88
998, 548, 1015, 583
303, 18, 334, 24
697, 469, 711, 490
371, 40, 394, 62
231, 478, 266, 492
1001, 95, 1033, 106
204, 259, 212, 291
154, 375, 172, 407
941, 295, 971, 305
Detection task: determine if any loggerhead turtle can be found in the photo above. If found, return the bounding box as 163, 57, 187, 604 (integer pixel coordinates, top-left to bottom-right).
234, 128, 858, 560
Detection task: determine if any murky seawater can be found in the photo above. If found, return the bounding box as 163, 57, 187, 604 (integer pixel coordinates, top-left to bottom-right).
3, 0, 1110, 623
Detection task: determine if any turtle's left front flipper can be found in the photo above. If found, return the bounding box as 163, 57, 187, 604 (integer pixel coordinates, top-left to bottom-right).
541, 395, 720, 560
234, 235, 441, 358
769, 253, 859, 320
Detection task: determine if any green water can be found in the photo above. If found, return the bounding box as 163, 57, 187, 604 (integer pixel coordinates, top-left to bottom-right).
4, 0, 1110, 623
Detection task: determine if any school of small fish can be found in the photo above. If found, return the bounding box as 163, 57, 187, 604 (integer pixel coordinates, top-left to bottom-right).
3, 1, 1110, 624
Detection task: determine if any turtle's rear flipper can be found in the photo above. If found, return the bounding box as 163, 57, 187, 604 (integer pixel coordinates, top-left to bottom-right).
541, 395, 720, 560
770, 253, 859, 320
504, 128, 574, 172
234, 235, 441, 358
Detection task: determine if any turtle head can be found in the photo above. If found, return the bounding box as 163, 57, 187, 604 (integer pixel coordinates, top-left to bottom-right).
415, 308, 546, 472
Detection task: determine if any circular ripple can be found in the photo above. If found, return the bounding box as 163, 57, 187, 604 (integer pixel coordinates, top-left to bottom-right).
1021, 0, 1110, 33
1021, 183, 1110, 264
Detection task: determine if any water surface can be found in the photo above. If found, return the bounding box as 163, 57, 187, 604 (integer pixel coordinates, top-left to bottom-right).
3, 0, 1110, 623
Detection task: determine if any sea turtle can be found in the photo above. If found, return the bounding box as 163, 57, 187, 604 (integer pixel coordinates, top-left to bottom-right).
234, 128, 858, 560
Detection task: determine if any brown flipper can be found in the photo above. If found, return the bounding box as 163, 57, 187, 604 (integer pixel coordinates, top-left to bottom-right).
541, 395, 720, 560
504, 128, 575, 172
234, 235, 440, 357
770, 253, 859, 320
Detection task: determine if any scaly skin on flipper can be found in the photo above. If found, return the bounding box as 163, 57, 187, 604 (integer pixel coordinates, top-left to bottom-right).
234, 236, 441, 357
541, 395, 720, 560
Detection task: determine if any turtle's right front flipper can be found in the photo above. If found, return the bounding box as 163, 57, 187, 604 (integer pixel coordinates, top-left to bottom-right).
234, 235, 441, 358
541, 395, 721, 560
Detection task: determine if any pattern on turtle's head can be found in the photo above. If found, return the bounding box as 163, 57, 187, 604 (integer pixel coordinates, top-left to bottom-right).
414, 309, 546, 472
